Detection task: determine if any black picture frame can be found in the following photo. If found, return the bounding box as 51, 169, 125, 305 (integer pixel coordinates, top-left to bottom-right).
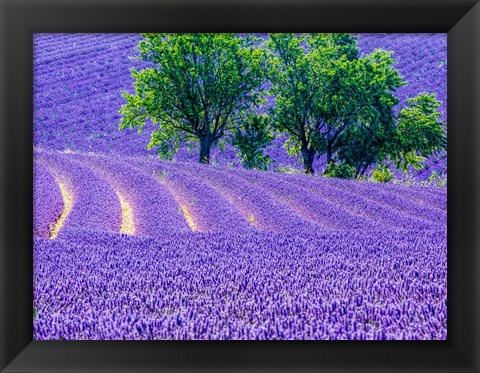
1, 0, 479, 371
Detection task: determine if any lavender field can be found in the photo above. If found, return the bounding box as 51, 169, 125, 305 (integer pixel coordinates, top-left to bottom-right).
33, 33, 447, 340
33, 33, 447, 177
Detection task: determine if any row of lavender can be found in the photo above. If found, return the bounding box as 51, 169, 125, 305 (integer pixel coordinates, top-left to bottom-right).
34, 228, 446, 340
34, 150, 447, 339
33, 33, 447, 177
34, 150, 446, 239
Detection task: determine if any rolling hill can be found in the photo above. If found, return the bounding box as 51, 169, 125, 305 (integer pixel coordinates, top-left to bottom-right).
33, 33, 447, 178
33, 150, 447, 340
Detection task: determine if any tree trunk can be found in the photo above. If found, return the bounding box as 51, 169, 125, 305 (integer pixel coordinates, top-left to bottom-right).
359, 163, 369, 178
355, 166, 361, 180
326, 141, 333, 165
301, 147, 315, 175
199, 134, 212, 164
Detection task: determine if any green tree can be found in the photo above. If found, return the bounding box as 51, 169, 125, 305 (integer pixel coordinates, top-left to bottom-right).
331, 49, 405, 178
393, 93, 446, 173
266, 33, 404, 175
336, 93, 445, 179
231, 113, 274, 170
119, 33, 267, 164
266, 33, 333, 174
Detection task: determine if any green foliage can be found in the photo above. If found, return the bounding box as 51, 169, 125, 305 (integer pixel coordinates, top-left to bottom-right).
275, 165, 302, 174
283, 136, 303, 158
372, 163, 394, 183
119, 33, 267, 163
333, 86, 444, 180
266, 33, 335, 174
332, 49, 405, 178
323, 162, 356, 179
231, 113, 274, 170
267, 33, 405, 175
147, 128, 184, 160
119, 33, 445, 178
393, 93, 446, 173
427, 171, 447, 187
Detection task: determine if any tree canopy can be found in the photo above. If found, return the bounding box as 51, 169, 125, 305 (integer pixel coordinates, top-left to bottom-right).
336, 93, 446, 178
267, 33, 406, 175
120, 33, 446, 180
119, 33, 267, 163
231, 113, 273, 170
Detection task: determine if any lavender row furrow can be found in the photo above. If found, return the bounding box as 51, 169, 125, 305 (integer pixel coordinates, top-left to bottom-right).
36, 151, 121, 236
33, 151, 446, 236
33, 34, 155, 158
33, 162, 64, 238
71, 154, 190, 236
34, 34, 132, 62
128, 158, 253, 234
324, 177, 445, 224
34, 34, 140, 67
233, 167, 387, 230
320, 175, 447, 211
179, 162, 317, 232
277, 172, 446, 226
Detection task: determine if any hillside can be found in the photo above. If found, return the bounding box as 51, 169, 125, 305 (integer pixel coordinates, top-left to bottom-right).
33, 150, 447, 340
35, 150, 446, 238
33, 33, 447, 178
33, 33, 447, 340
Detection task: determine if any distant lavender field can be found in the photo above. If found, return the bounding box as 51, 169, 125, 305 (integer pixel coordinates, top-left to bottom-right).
33, 33, 447, 177
33, 34, 447, 340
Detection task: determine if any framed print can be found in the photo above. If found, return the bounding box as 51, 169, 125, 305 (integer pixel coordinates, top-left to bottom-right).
1, 0, 479, 372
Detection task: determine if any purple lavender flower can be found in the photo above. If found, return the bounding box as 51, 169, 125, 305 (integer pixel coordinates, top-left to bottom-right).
32, 32, 448, 340
33, 161, 64, 238
34, 228, 446, 340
